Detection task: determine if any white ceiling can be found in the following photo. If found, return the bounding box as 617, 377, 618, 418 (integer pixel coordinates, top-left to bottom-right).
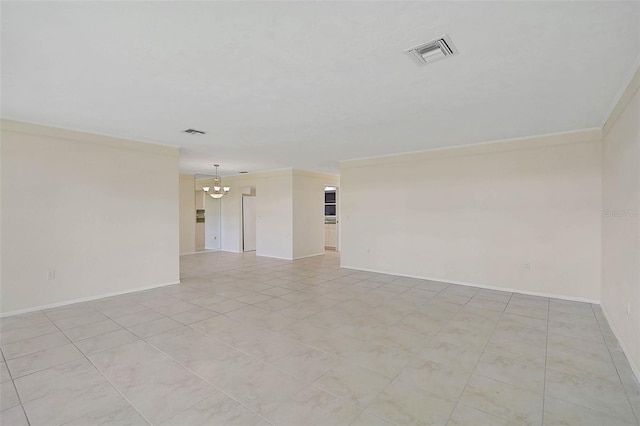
2, 1, 639, 175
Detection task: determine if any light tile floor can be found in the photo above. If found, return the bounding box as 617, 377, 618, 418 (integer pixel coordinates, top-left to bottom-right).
1, 251, 639, 425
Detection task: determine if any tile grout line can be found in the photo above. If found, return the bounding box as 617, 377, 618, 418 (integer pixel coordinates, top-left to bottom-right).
342, 283, 471, 424
444, 290, 519, 425
184, 306, 385, 421
544, 303, 638, 424
143, 336, 276, 425
541, 294, 550, 425
12, 378, 31, 426
41, 309, 154, 426
345, 282, 454, 426
174, 278, 431, 425
1, 347, 31, 426
4, 253, 637, 426
187, 307, 382, 416
469, 298, 549, 423
434, 291, 477, 404
591, 303, 640, 425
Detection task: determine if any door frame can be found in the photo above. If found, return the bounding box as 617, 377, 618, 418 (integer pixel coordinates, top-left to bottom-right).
242, 194, 257, 252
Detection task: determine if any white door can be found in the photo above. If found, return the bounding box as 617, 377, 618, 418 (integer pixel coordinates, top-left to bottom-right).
242, 195, 257, 252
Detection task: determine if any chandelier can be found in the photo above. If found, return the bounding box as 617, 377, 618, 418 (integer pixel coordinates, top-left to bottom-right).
202, 164, 230, 199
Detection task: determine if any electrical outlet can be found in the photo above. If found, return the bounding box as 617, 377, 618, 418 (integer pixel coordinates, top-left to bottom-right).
524, 263, 531, 271
47, 270, 56, 281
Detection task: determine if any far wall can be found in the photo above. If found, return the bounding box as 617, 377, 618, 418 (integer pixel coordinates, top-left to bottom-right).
341, 130, 603, 302
220, 169, 293, 259
218, 169, 338, 260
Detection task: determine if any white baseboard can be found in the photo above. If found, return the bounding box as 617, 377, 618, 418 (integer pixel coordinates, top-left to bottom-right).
256, 254, 293, 260
184, 250, 332, 261
600, 304, 640, 383
339, 264, 600, 304
293, 252, 325, 260
180, 249, 222, 256
0, 280, 180, 318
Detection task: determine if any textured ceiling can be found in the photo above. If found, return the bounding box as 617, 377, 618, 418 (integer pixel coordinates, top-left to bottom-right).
2, 1, 639, 175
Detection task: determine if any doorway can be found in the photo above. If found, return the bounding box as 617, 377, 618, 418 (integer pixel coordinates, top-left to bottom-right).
324, 186, 338, 251
242, 194, 257, 252
194, 175, 222, 252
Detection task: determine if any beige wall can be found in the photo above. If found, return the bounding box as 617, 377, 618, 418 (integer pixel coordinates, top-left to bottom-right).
218, 169, 337, 260
293, 170, 339, 259
1, 120, 180, 314
601, 66, 640, 378
179, 174, 195, 254
256, 171, 294, 259
341, 130, 602, 302
220, 169, 293, 259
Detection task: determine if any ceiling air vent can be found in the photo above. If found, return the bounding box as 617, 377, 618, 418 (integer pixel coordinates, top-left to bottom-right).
182, 128, 206, 135
405, 35, 458, 66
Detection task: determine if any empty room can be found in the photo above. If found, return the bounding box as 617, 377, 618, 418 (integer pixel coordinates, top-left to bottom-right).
1, 1, 639, 425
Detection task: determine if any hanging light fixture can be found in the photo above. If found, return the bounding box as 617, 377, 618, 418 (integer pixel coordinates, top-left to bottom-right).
202, 164, 230, 199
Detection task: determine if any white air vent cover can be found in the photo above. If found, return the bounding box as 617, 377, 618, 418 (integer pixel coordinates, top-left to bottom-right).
405, 35, 458, 66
